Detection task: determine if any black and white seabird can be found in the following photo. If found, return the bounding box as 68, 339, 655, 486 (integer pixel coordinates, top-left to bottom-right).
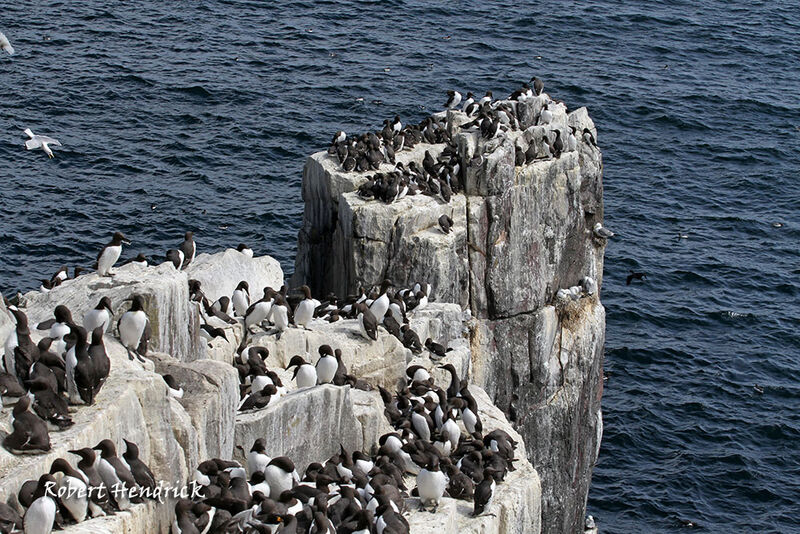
582, 127, 598, 148
23, 474, 58, 534
130, 253, 148, 266
165, 249, 184, 269
263, 456, 297, 498
293, 285, 319, 330
626, 271, 647, 285
369, 279, 392, 325
246, 439, 272, 476
162, 374, 184, 398
2, 395, 51, 453
315, 345, 338, 385
236, 243, 254, 257
532, 76, 544, 96
50, 457, 89, 523
445, 90, 462, 109
96, 231, 130, 276
439, 213, 453, 234
94, 439, 139, 510
286, 355, 317, 389
472, 468, 497, 516
83, 296, 112, 336
355, 303, 378, 341
416, 456, 447, 512
180, 231, 196, 269
244, 288, 276, 332
232, 281, 250, 317
88, 327, 110, 396
123, 439, 156, 492
118, 295, 149, 362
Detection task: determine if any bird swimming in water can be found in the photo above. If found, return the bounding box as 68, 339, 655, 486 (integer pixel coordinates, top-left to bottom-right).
626, 271, 647, 285
24, 128, 62, 158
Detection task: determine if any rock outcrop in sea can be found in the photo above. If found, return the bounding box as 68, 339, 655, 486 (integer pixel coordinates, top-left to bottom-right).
1, 89, 604, 534
292, 97, 605, 534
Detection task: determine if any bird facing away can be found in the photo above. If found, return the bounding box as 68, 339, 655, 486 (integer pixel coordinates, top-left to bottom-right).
24, 129, 62, 158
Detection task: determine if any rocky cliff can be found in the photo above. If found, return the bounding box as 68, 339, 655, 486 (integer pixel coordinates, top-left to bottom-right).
291, 95, 606, 534
1, 251, 542, 533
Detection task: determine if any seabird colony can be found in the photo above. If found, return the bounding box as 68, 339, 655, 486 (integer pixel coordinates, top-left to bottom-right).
0, 76, 604, 533
327, 76, 599, 208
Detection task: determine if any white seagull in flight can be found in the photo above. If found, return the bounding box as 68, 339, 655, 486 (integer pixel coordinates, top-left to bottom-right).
24, 129, 62, 158
0, 32, 14, 55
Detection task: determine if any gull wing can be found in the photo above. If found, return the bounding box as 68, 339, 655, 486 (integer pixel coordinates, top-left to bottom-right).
25, 138, 42, 150
37, 136, 61, 146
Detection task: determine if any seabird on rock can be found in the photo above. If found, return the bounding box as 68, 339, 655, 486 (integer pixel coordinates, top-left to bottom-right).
533, 76, 544, 96
267, 294, 290, 339
236, 243, 253, 257
246, 439, 271, 476
23, 474, 58, 534
83, 296, 112, 336
0, 32, 14, 55
582, 128, 598, 148
539, 103, 552, 125
244, 288, 276, 332
461, 92, 475, 112
130, 253, 148, 266
286, 355, 317, 389
445, 90, 462, 109
89, 326, 111, 397
2, 395, 51, 453
118, 295, 149, 362
472, 468, 496, 516
24, 128, 62, 158
179, 231, 196, 269
568, 126, 578, 151
165, 249, 184, 269
293, 285, 319, 330
232, 281, 250, 317
425, 338, 450, 359
94, 439, 139, 510
593, 222, 614, 239
315, 345, 338, 385
96, 231, 130, 276
162, 374, 184, 398
355, 303, 378, 341
264, 456, 297, 498
123, 440, 156, 492
50, 458, 89, 523
416, 456, 447, 512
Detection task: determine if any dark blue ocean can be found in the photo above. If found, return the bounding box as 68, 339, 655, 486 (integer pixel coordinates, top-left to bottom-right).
1, 1, 798, 532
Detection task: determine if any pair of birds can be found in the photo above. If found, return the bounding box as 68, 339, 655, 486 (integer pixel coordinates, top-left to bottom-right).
7, 439, 155, 534
95, 230, 196, 277
3, 30, 65, 160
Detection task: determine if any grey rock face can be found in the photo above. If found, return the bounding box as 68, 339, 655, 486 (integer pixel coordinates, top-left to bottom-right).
291, 98, 606, 534
18, 262, 202, 361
